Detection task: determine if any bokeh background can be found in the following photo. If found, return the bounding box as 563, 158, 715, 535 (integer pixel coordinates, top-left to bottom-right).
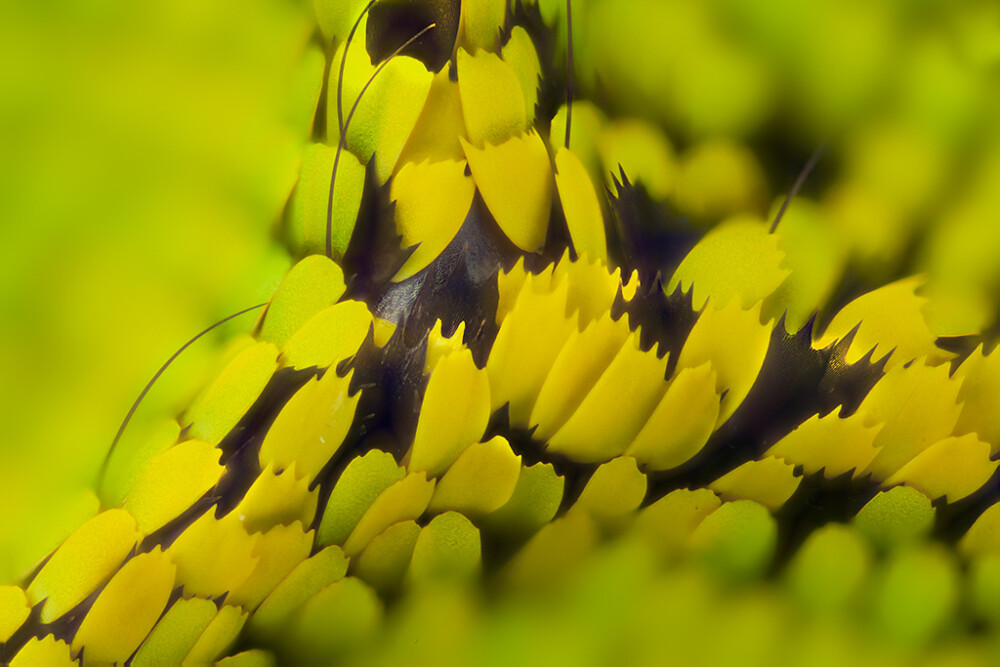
1, 0, 998, 597
0, 0, 312, 582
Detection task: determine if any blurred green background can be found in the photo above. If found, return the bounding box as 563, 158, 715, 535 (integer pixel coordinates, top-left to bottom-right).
0, 0, 313, 582
561, 0, 1000, 337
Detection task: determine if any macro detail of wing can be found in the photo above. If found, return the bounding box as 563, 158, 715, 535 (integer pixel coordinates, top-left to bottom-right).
4, 1, 999, 665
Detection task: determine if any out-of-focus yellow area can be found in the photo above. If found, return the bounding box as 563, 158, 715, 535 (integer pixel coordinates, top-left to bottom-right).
565, 0, 1000, 332
0, 0, 312, 582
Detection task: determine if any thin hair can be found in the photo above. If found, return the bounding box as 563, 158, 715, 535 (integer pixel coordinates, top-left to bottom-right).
770, 143, 826, 234
326, 16, 438, 259
101, 302, 267, 480
564, 0, 574, 149
336, 1, 378, 139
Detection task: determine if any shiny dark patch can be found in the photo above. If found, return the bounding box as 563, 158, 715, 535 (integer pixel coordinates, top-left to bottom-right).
341, 160, 415, 303
612, 276, 700, 376
367, 0, 462, 73
607, 168, 701, 284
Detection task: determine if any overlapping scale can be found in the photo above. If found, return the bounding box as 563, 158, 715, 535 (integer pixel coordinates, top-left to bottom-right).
124, 440, 223, 535
26, 509, 140, 624
409, 347, 490, 477
131, 596, 218, 665
182, 341, 279, 444
70, 548, 176, 664
327, 20, 434, 184
427, 436, 521, 516
258, 366, 359, 483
